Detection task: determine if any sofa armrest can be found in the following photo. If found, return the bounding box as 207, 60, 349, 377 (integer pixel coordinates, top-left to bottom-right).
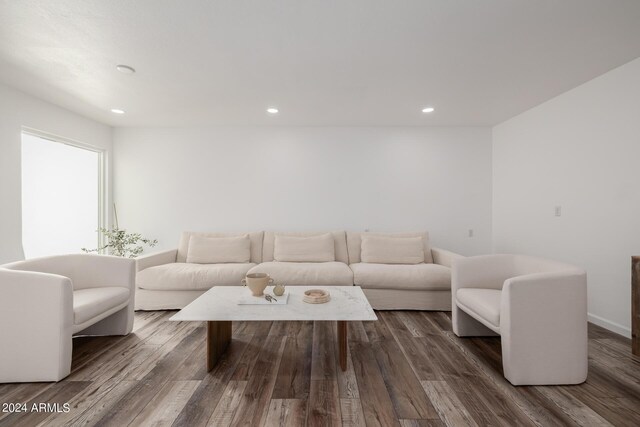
0, 269, 74, 382
431, 247, 463, 268
136, 249, 178, 272
500, 271, 588, 384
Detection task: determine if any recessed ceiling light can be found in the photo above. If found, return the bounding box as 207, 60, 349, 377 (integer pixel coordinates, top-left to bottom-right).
116, 64, 136, 74
422, 107, 435, 113
111, 109, 125, 114
267, 107, 279, 114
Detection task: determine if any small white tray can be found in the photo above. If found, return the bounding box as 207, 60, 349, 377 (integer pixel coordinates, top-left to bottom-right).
237, 292, 289, 305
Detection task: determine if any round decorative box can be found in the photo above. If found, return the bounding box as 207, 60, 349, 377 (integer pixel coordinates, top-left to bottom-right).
303, 289, 331, 304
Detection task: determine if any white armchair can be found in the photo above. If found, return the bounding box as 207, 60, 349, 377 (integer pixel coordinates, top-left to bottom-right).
452, 254, 588, 385
0, 254, 135, 383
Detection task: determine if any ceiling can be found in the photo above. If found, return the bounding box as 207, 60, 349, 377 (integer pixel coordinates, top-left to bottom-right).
1, 0, 640, 127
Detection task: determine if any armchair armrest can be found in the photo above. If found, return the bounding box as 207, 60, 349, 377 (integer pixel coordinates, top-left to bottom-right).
500, 270, 588, 384
0, 269, 73, 382
136, 249, 178, 272
431, 247, 463, 268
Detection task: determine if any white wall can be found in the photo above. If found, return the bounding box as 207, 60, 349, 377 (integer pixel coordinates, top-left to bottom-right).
0, 82, 113, 264
493, 57, 640, 337
114, 126, 492, 256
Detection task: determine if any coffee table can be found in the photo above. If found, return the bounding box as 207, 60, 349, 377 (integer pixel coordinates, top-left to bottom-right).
170, 285, 377, 371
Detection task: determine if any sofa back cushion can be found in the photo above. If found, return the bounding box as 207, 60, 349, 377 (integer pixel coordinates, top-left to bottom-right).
186, 235, 251, 264
262, 231, 349, 263
177, 231, 263, 263
347, 231, 433, 264
360, 235, 424, 264
274, 233, 335, 262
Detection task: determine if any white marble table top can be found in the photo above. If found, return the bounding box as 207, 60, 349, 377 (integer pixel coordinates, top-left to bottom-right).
170, 286, 378, 322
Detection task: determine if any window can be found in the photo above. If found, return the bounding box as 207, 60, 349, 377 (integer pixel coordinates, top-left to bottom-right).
21, 130, 104, 258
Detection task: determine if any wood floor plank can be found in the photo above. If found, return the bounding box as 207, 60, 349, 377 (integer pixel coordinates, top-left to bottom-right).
428, 311, 453, 333
130, 322, 202, 380
229, 336, 287, 426
172, 333, 253, 427
363, 315, 395, 343
131, 380, 200, 427
565, 364, 640, 426
171, 336, 208, 381
387, 328, 441, 381
70, 342, 158, 383
311, 321, 338, 381
444, 373, 536, 427
206, 380, 248, 426
231, 324, 275, 381
349, 341, 401, 427
371, 338, 438, 419
67, 380, 139, 426
421, 381, 478, 427
272, 321, 313, 399
233, 320, 273, 337
596, 338, 639, 360
399, 419, 446, 427
268, 320, 292, 337
348, 320, 370, 343
308, 380, 341, 427
329, 322, 360, 399
536, 385, 614, 426
264, 399, 308, 427
336, 345, 360, 399
340, 398, 366, 427
394, 311, 428, 337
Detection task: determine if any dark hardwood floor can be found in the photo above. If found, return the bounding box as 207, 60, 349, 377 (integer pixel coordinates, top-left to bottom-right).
1, 310, 639, 426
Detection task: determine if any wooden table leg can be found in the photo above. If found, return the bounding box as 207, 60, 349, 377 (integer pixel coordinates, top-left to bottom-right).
338, 321, 347, 371
207, 321, 232, 371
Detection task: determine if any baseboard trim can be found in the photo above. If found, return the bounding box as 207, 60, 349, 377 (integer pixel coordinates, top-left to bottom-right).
588, 312, 631, 338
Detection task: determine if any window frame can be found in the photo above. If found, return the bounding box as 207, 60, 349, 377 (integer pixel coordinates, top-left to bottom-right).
21, 127, 107, 253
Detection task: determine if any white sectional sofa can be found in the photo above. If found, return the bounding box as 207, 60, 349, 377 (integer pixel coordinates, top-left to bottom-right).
135, 230, 461, 310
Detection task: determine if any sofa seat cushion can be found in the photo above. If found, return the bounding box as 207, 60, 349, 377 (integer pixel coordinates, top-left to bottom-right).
137, 263, 256, 291
456, 288, 502, 328
248, 262, 353, 286
350, 263, 451, 291
73, 287, 130, 325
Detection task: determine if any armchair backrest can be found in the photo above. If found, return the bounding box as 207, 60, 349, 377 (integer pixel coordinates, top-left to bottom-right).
2, 255, 76, 280
2, 254, 135, 290
453, 254, 584, 291
512, 255, 582, 276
